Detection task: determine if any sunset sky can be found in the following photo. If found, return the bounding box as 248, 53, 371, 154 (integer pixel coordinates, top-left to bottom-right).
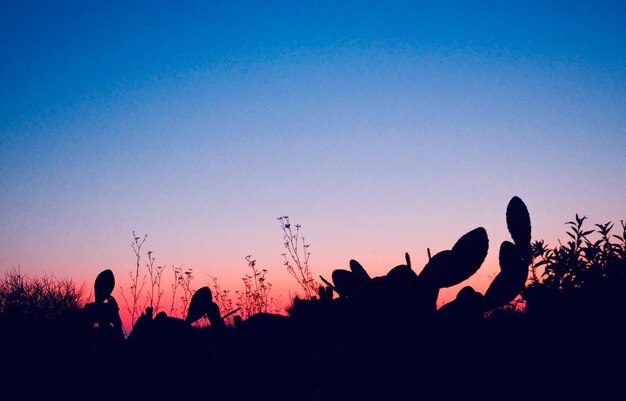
1, 1, 625, 329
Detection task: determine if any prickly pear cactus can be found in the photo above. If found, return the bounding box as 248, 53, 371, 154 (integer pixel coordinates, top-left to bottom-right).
506, 196, 532, 264
186, 286, 213, 324
483, 240, 528, 311
332, 269, 359, 297
94, 269, 115, 304
349, 259, 371, 284
451, 227, 489, 282
318, 285, 334, 301
330, 259, 373, 298
437, 285, 485, 323
420, 250, 456, 288
419, 227, 489, 289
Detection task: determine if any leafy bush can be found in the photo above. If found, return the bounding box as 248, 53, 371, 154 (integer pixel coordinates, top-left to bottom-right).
523, 216, 626, 315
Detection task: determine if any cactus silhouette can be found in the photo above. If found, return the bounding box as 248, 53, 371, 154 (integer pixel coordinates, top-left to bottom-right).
328, 259, 373, 298
84, 269, 124, 339
318, 285, 334, 302
349, 259, 371, 284
506, 195, 532, 263
419, 227, 489, 289
482, 196, 532, 311
483, 241, 528, 310
129, 286, 225, 353
24, 194, 623, 401
186, 286, 213, 324
450, 227, 490, 283
94, 269, 115, 304
437, 285, 485, 324
331, 269, 361, 298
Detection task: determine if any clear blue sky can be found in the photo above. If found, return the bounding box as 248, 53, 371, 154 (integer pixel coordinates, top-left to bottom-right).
1, 1, 625, 300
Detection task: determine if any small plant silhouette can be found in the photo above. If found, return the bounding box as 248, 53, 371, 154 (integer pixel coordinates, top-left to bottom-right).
207, 276, 236, 325
235, 255, 278, 318
278, 216, 319, 299
117, 231, 200, 331
119, 232, 148, 328
145, 250, 166, 315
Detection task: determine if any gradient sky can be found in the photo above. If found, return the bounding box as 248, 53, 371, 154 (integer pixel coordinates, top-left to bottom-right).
1, 1, 625, 328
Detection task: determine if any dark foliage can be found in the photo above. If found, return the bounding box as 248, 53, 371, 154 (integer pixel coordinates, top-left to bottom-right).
3, 199, 625, 401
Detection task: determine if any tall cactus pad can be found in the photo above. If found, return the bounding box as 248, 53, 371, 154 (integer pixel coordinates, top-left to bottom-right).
451, 227, 489, 282
506, 196, 531, 249
94, 269, 115, 304
349, 259, 371, 284
483, 241, 528, 310
186, 286, 213, 324
332, 269, 360, 297
420, 228, 489, 288
419, 250, 457, 288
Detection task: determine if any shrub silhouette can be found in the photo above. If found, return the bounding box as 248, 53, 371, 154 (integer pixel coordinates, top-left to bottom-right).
523, 215, 626, 319
0, 267, 86, 325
